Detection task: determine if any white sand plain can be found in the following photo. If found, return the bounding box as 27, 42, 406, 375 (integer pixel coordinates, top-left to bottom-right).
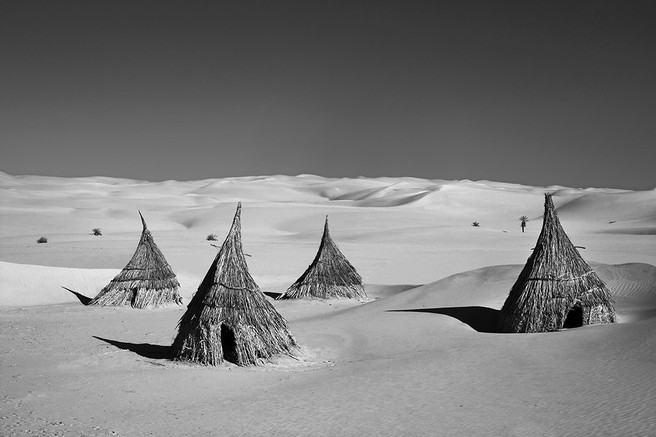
1, 171, 655, 436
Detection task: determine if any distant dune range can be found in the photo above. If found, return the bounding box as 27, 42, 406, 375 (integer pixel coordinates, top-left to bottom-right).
1, 172, 655, 436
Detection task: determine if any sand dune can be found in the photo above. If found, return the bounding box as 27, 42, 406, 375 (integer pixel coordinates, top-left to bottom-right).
556, 190, 656, 227
594, 263, 656, 321
1, 172, 655, 436
0, 261, 118, 306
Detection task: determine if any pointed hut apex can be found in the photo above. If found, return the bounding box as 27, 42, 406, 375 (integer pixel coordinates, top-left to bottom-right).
231, 202, 242, 230
322, 215, 330, 237
88, 211, 182, 309
171, 202, 297, 366
543, 193, 556, 216
138, 211, 147, 230
278, 217, 366, 300
220, 203, 244, 252
497, 193, 615, 333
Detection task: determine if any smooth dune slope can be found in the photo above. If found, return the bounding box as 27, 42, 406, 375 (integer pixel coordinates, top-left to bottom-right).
1, 172, 655, 436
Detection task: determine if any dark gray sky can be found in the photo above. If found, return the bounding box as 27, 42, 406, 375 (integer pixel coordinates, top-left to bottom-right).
2, 1, 655, 189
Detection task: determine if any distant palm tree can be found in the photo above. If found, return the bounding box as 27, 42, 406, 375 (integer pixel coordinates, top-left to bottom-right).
519, 216, 529, 233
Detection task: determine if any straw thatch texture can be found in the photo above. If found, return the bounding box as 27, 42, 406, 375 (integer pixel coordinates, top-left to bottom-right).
172, 203, 297, 366
278, 216, 366, 300
89, 213, 182, 309
498, 194, 616, 333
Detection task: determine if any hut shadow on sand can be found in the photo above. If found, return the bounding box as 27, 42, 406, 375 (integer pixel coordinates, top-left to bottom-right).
93, 336, 172, 360
263, 291, 283, 299
61, 286, 92, 306
389, 306, 501, 333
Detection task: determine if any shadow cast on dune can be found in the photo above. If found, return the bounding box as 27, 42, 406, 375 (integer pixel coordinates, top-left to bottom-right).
61, 286, 92, 306
93, 336, 172, 360
389, 306, 501, 333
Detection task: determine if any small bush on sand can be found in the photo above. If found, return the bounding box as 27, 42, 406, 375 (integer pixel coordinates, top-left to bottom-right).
92, 228, 102, 236
37, 236, 48, 243
472, 222, 480, 227
206, 234, 218, 241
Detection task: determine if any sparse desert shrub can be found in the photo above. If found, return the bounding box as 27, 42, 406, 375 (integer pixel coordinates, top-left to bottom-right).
92, 228, 102, 236
37, 236, 48, 243
206, 234, 218, 241
472, 222, 480, 227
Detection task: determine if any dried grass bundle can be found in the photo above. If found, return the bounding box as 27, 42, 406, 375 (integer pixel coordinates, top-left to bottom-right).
172, 203, 297, 366
498, 194, 616, 333
89, 212, 181, 309
278, 216, 366, 300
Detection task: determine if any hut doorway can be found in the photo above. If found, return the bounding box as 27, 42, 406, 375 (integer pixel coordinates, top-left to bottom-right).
563, 305, 583, 329
220, 325, 238, 363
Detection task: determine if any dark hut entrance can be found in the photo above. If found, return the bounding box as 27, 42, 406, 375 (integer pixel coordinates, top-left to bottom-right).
220, 325, 238, 363
563, 305, 584, 329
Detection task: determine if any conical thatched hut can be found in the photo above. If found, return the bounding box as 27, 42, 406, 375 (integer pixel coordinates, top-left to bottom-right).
172, 203, 297, 366
278, 216, 366, 300
89, 212, 182, 309
498, 194, 616, 333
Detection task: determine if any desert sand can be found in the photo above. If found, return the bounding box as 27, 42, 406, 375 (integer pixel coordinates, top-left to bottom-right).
1, 171, 655, 436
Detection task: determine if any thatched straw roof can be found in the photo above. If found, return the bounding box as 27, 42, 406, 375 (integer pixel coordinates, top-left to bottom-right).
172, 203, 297, 366
498, 194, 616, 333
278, 216, 366, 300
89, 212, 182, 309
